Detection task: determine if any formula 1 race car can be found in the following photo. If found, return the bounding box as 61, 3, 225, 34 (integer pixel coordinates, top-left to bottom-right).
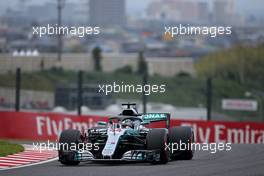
58, 103, 194, 165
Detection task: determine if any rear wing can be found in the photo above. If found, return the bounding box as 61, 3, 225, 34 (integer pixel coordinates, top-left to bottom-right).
141, 113, 170, 129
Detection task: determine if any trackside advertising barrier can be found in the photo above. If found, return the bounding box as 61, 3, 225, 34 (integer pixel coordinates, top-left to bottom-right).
0, 111, 264, 143
0, 111, 107, 141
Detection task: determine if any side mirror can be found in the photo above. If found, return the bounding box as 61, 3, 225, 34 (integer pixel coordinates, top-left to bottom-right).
97, 121, 107, 127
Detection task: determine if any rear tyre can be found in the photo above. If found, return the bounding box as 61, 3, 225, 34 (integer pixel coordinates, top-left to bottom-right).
169, 126, 194, 160
58, 129, 82, 166
147, 129, 169, 164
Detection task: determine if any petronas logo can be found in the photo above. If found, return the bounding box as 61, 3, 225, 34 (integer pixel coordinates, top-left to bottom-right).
142, 113, 167, 120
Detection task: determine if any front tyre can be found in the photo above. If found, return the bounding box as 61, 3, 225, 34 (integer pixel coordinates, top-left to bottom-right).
147, 129, 169, 164
169, 126, 194, 160
58, 129, 82, 166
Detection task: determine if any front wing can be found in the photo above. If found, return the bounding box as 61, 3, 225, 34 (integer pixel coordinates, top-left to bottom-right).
59, 150, 161, 163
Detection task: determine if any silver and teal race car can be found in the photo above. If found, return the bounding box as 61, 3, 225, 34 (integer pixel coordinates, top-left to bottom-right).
58, 103, 194, 165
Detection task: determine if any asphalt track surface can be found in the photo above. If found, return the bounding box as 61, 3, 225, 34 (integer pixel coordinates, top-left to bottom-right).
0, 144, 263, 176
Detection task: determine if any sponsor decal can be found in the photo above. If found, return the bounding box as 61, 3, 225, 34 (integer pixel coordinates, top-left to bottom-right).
222, 99, 258, 111
142, 113, 168, 121
0, 112, 264, 144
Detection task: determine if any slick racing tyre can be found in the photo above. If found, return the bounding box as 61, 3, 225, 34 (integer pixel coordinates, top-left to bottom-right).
169, 126, 194, 160
58, 129, 82, 166
147, 129, 169, 164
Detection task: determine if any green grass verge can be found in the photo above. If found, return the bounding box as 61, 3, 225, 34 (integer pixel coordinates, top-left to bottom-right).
0, 141, 24, 157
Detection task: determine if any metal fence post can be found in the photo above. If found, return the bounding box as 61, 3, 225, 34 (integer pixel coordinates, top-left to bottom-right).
15, 68, 21, 112
142, 72, 148, 114
77, 71, 83, 116
206, 77, 212, 121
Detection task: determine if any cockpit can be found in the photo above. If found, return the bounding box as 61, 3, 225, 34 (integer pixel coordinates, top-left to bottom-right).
108, 116, 143, 131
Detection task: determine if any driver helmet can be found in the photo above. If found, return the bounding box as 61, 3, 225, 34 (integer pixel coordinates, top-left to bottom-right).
122, 119, 133, 128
